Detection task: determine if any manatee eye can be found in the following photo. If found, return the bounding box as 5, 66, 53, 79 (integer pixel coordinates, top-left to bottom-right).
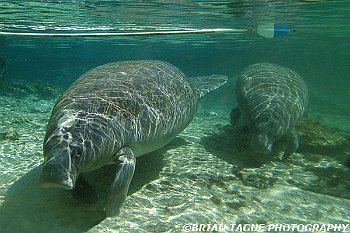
70, 144, 83, 158
61, 132, 72, 142
71, 149, 78, 157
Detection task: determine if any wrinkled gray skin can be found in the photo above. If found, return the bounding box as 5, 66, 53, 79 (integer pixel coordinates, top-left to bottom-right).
40, 60, 227, 216
231, 63, 308, 159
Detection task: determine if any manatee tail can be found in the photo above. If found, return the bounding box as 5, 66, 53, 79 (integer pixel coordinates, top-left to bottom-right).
188, 75, 228, 98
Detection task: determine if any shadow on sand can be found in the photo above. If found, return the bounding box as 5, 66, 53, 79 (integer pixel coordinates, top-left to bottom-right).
201, 122, 350, 199
0, 137, 187, 233
201, 124, 274, 169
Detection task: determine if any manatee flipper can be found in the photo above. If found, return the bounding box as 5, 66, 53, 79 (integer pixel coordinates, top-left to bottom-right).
282, 128, 299, 160
230, 107, 241, 125
230, 106, 249, 139
105, 147, 136, 217
272, 128, 298, 160
188, 75, 228, 98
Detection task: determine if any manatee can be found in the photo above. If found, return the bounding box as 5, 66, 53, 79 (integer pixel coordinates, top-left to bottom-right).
40, 60, 227, 216
231, 63, 308, 159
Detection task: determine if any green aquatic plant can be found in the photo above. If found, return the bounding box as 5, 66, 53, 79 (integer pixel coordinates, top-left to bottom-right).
0, 50, 59, 99
0, 80, 61, 100
231, 116, 349, 156
296, 116, 349, 154
32, 79, 60, 100
0, 128, 20, 141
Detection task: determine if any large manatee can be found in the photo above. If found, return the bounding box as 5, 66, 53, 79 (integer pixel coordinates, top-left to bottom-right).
40, 60, 227, 216
231, 63, 308, 159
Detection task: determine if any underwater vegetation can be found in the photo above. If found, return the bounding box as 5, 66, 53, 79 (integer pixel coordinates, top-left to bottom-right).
0, 128, 19, 141
230, 116, 350, 156
0, 53, 60, 100
296, 116, 349, 154
0, 80, 61, 100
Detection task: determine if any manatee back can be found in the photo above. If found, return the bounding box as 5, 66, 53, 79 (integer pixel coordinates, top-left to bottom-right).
46, 60, 198, 148
236, 63, 308, 135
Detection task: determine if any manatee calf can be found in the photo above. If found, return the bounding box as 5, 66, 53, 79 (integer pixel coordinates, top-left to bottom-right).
231, 63, 308, 159
40, 60, 227, 216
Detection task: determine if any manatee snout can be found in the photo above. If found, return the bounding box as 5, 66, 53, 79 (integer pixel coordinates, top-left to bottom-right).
40, 153, 77, 190
251, 134, 272, 154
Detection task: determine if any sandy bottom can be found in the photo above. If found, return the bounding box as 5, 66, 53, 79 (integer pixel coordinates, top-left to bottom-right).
0, 94, 350, 233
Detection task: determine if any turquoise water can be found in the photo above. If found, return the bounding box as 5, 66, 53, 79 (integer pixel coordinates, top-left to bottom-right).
1, 1, 350, 233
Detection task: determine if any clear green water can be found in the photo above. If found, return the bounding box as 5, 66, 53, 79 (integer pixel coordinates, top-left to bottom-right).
0, 1, 350, 233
